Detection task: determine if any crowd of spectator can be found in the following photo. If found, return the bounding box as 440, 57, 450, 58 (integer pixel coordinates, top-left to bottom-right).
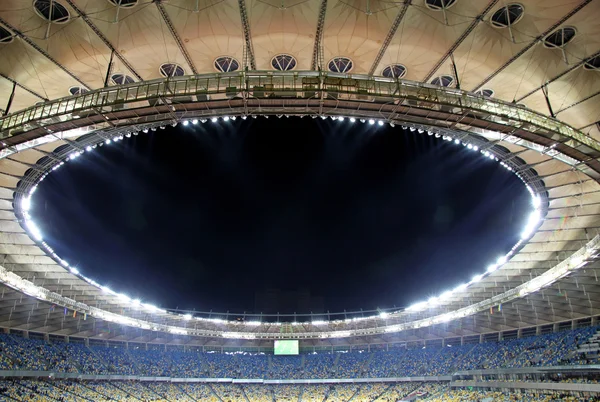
0, 326, 598, 379
0, 326, 599, 399
0, 380, 599, 401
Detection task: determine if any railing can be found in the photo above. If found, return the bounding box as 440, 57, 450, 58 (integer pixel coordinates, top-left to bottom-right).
0, 370, 450, 383
1, 71, 598, 153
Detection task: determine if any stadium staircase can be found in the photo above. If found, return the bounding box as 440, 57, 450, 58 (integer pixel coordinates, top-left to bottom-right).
577, 328, 600, 355
49, 343, 84, 373
450, 343, 477, 371
240, 385, 252, 402
208, 383, 225, 401
51, 381, 95, 401
111, 381, 144, 401
87, 345, 112, 371
331, 352, 342, 374
124, 349, 144, 374
298, 384, 305, 402
80, 381, 114, 400
176, 383, 200, 401
362, 351, 376, 375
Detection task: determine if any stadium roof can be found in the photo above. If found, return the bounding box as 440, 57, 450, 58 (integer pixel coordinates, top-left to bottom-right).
0, 0, 599, 347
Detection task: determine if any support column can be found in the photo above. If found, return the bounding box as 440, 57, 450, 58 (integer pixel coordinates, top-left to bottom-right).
479, 334, 484, 344
461, 337, 464, 346
84, 338, 89, 347
65, 336, 70, 344
592, 316, 597, 326
23, 331, 29, 339
536, 326, 542, 335
553, 323, 560, 333
3, 81, 16, 116
498, 332, 503, 342
572, 320, 577, 330
43, 333, 49, 342
517, 328, 523, 339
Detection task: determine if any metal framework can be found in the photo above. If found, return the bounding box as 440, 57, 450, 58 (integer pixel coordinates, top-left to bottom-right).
367, 0, 412, 76
0, 71, 599, 346
472, 0, 595, 92
0, 16, 90, 90
154, 0, 199, 76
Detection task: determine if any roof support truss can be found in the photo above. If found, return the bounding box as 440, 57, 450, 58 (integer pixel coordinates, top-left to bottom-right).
63, 0, 144, 81
311, 0, 328, 70
516, 49, 600, 103
0, 17, 91, 90
422, 0, 499, 83
0, 73, 48, 102
368, 0, 412, 76
472, 0, 594, 92
154, 0, 199, 75
237, 0, 256, 70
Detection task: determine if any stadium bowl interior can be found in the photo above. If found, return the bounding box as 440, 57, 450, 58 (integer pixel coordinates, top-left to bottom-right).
1, 0, 600, 400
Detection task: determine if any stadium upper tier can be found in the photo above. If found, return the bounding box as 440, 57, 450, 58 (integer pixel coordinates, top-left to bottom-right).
0, 325, 598, 377
0, 0, 600, 345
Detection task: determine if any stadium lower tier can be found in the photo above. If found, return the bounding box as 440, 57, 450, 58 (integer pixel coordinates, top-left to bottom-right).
1, 326, 599, 378
0, 381, 598, 401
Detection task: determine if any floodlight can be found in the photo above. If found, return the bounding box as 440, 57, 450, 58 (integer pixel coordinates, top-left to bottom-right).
21, 197, 31, 211
105, 139, 111, 144
182, 120, 189, 126
183, 314, 193, 320
487, 264, 499, 273
471, 274, 484, 283
338, 117, 345, 122
118, 294, 131, 302
377, 120, 384, 126
379, 312, 389, 319
69, 267, 79, 275
368, 119, 375, 125
192, 119, 198, 124
25, 220, 43, 241
223, 116, 230, 121
497, 255, 508, 265
454, 139, 460, 144
211, 117, 218, 122
439, 291, 452, 300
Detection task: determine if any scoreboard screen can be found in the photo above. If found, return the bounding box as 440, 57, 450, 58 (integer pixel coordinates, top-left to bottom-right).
274, 340, 299, 355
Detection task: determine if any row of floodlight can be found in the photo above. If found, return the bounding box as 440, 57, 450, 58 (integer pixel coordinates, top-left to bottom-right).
17, 114, 545, 327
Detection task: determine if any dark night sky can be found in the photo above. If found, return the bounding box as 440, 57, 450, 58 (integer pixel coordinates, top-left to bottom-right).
30, 117, 531, 314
